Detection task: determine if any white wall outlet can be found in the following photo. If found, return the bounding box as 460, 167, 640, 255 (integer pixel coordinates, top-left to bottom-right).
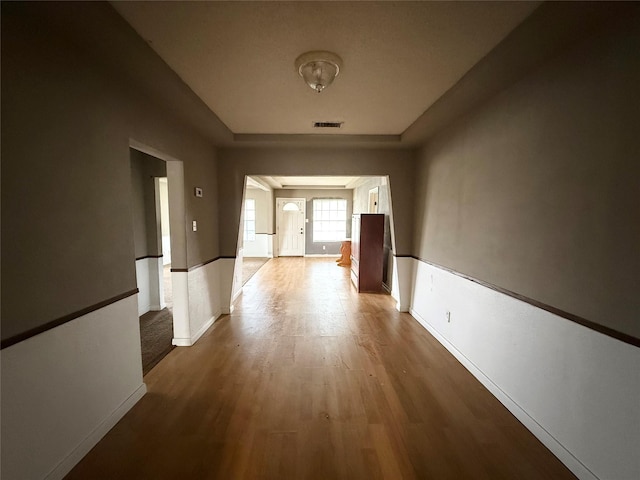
192, 220, 197, 232
194, 187, 203, 197
446, 311, 451, 323
323, 245, 326, 250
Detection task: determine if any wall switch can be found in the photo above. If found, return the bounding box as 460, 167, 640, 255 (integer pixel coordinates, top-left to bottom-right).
446, 311, 451, 323
323, 245, 326, 250
192, 220, 197, 232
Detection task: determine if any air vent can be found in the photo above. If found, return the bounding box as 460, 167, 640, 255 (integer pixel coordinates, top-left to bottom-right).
313, 121, 343, 128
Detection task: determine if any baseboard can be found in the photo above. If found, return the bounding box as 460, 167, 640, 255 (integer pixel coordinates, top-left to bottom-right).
149, 304, 164, 311
409, 308, 597, 480
385, 282, 410, 312
172, 312, 220, 347
395, 301, 410, 312
232, 287, 243, 303
45, 383, 147, 480
304, 254, 340, 257
222, 305, 234, 315
191, 313, 220, 344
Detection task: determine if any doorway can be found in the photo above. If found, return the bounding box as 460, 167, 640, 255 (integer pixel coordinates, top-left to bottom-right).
130, 148, 178, 375
231, 176, 404, 312
276, 197, 306, 256
368, 187, 379, 213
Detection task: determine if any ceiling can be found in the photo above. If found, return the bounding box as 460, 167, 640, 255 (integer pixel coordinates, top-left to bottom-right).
112, 1, 540, 137
248, 176, 362, 190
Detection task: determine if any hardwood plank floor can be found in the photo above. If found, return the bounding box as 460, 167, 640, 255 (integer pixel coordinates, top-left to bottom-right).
66, 257, 576, 480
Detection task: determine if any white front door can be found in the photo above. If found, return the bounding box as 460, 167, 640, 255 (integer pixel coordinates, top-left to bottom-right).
276, 198, 306, 256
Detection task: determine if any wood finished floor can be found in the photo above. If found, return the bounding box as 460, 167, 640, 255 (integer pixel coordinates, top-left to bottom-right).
66, 257, 576, 480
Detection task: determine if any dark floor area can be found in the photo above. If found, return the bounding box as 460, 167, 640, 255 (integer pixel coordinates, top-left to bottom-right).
242, 257, 270, 284
139, 308, 174, 375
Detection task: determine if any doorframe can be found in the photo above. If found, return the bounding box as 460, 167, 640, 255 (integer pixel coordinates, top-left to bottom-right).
156, 177, 172, 267
129, 140, 188, 347
368, 186, 379, 213
276, 197, 306, 257
152, 176, 167, 310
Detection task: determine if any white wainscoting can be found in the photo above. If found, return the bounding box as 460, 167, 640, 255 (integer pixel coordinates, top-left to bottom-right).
409, 259, 640, 480
0, 295, 146, 480
231, 252, 244, 304
171, 260, 223, 347
187, 260, 221, 344
135, 257, 164, 316
243, 233, 272, 258
171, 270, 189, 344
217, 257, 237, 314
390, 255, 414, 312
135, 258, 151, 316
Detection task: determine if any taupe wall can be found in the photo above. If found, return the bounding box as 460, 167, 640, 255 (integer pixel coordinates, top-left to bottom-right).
274, 189, 353, 255
412, 13, 640, 338
1, 3, 220, 342
130, 151, 167, 258
244, 188, 273, 235
217, 148, 416, 258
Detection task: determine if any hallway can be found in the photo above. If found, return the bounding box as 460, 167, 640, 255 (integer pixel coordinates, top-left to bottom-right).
66, 257, 575, 479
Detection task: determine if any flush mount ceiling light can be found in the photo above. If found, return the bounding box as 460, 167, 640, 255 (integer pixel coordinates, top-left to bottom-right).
295, 51, 342, 93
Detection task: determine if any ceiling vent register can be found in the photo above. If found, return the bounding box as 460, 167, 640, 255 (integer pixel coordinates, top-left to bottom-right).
313, 122, 343, 128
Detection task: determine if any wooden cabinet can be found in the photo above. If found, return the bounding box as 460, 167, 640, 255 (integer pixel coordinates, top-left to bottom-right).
350, 214, 384, 292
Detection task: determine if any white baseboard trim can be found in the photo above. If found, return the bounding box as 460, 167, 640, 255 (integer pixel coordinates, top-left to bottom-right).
191, 312, 219, 344
232, 287, 243, 303
396, 301, 410, 312
172, 312, 220, 347
222, 305, 234, 315
304, 254, 340, 257
149, 304, 163, 311
409, 308, 597, 480
45, 383, 147, 480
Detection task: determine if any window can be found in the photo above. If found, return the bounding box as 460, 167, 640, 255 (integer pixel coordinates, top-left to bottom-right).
313, 199, 347, 242
243, 199, 255, 242
282, 202, 299, 211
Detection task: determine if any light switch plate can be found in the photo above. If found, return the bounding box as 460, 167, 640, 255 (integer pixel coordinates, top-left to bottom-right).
192, 220, 197, 231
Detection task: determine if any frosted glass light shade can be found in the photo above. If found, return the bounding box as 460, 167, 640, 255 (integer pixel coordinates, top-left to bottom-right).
295, 51, 342, 93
